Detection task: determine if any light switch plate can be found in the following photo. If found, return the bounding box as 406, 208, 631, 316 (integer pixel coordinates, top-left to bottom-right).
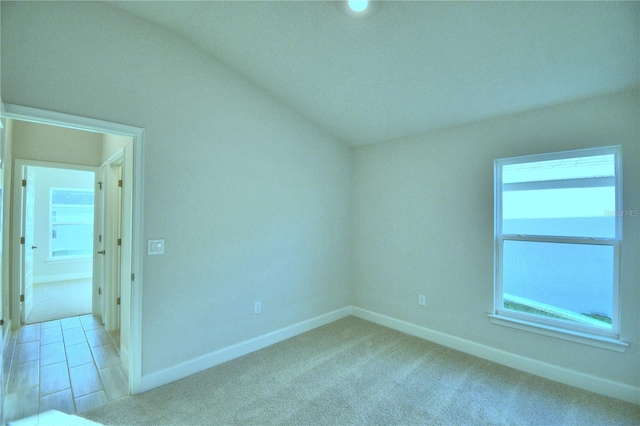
148, 239, 165, 255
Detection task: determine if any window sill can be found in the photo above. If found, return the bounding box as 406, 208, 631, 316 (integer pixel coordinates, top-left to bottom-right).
487, 314, 628, 352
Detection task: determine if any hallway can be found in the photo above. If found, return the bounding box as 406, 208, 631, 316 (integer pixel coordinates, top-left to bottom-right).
3, 315, 127, 424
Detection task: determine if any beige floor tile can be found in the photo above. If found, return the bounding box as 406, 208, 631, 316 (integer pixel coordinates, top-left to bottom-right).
66, 342, 93, 368
40, 326, 63, 346
4, 387, 39, 423
74, 390, 108, 414
107, 330, 121, 349
79, 315, 102, 331
85, 328, 111, 348
40, 361, 70, 396
60, 316, 82, 330
4, 337, 17, 377
91, 344, 121, 369
40, 342, 66, 367
17, 324, 40, 344
99, 363, 128, 400
5, 315, 126, 422
69, 363, 102, 397
41, 391, 75, 415
62, 327, 87, 347
13, 341, 39, 364
39, 319, 61, 330
8, 359, 39, 392
39, 388, 75, 415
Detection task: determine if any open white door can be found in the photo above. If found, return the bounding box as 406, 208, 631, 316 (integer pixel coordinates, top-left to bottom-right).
94, 165, 106, 320
103, 159, 123, 332
20, 166, 35, 324
115, 164, 122, 331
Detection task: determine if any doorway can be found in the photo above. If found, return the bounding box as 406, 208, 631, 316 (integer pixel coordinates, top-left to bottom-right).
2, 104, 144, 398
19, 165, 96, 325
11, 124, 131, 357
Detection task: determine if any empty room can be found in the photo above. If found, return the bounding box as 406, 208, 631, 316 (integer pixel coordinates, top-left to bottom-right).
0, 0, 639, 424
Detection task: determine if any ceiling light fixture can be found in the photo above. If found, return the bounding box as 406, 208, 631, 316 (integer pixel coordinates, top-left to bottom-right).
348, 0, 369, 13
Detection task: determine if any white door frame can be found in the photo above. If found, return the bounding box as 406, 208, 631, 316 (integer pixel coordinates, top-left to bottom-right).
2, 104, 144, 395
94, 164, 105, 320
0, 105, 6, 423
17, 165, 35, 324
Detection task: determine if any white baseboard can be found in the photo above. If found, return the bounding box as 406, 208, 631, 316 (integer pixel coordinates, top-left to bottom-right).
140, 306, 352, 392
352, 307, 640, 405
34, 273, 91, 284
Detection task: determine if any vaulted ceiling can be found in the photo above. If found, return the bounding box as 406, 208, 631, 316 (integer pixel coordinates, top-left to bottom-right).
110, 1, 639, 146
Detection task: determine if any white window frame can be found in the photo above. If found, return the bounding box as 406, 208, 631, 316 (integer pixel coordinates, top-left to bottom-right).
489, 146, 627, 352
49, 187, 95, 261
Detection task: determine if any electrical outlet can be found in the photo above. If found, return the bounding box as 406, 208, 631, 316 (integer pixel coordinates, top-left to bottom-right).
255, 301, 262, 314
418, 294, 426, 306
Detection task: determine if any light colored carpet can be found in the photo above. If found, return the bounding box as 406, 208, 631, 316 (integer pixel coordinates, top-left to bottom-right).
81, 317, 640, 425
26, 279, 92, 324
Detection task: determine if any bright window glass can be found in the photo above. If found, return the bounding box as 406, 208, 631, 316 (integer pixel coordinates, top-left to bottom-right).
502, 240, 614, 329
495, 147, 621, 336
51, 189, 94, 258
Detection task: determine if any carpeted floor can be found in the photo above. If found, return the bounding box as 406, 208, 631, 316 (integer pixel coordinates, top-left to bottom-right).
81, 316, 640, 425
26, 279, 92, 324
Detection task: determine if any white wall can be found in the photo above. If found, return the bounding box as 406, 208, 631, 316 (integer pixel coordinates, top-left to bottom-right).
352, 90, 639, 389
1, 115, 12, 341
11, 120, 103, 167
0, 1, 352, 378
31, 167, 94, 283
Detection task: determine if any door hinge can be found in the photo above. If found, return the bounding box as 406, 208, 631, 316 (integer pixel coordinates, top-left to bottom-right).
22, 179, 26, 187
20, 295, 24, 302
118, 179, 123, 188
20, 236, 25, 244
117, 238, 122, 246
98, 287, 102, 295
117, 297, 121, 305
98, 181, 103, 190
0, 319, 4, 326
131, 273, 135, 282
99, 235, 102, 243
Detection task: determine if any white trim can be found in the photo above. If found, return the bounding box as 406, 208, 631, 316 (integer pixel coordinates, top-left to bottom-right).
140, 307, 352, 392
488, 314, 628, 352
2, 104, 142, 138
352, 307, 639, 405
2, 104, 144, 395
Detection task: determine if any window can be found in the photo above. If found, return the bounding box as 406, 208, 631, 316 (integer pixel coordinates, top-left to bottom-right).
50, 188, 94, 259
494, 146, 621, 341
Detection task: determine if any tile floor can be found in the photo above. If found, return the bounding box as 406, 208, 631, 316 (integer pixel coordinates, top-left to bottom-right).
3, 315, 127, 424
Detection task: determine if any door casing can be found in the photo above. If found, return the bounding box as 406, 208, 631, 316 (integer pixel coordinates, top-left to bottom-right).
2, 104, 144, 395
